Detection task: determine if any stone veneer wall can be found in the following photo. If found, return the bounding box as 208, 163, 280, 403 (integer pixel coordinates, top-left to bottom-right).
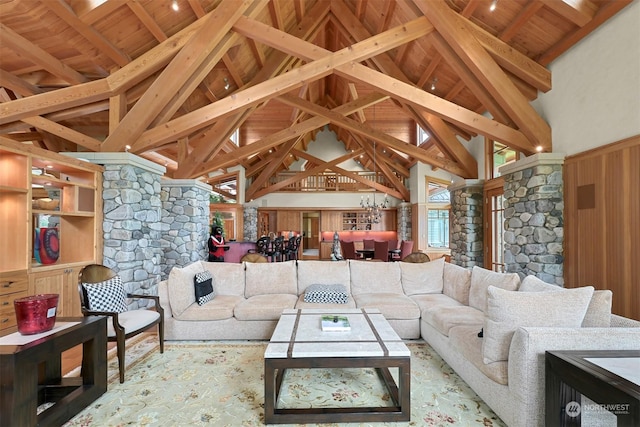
64, 153, 212, 305
159, 179, 212, 279
500, 154, 565, 285
397, 202, 412, 242
101, 160, 165, 309
448, 180, 484, 268
243, 205, 258, 242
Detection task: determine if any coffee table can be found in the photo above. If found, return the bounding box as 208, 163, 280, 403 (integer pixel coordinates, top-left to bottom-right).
264, 308, 410, 424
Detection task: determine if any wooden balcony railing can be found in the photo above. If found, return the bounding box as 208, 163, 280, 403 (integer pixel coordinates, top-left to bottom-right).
260, 172, 394, 192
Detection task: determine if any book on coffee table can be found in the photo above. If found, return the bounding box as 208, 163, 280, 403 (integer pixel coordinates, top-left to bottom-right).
321, 315, 350, 332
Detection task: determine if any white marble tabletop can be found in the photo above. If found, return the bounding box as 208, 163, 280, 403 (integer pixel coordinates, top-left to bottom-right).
265, 308, 409, 359
585, 357, 640, 387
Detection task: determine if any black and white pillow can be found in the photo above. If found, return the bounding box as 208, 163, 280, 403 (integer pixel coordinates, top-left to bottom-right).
194, 271, 215, 305
83, 275, 128, 313
303, 284, 349, 304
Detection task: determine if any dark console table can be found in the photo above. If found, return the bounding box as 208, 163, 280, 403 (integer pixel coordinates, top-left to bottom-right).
546, 350, 640, 427
0, 316, 107, 426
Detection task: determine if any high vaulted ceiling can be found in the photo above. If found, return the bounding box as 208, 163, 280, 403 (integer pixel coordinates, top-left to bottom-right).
0, 0, 631, 200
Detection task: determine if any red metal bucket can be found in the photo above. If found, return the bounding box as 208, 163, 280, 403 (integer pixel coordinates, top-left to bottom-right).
14, 294, 59, 335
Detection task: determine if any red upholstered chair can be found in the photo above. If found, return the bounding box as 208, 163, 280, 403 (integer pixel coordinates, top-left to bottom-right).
363, 239, 375, 250
391, 240, 414, 261
373, 240, 389, 262
340, 240, 357, 260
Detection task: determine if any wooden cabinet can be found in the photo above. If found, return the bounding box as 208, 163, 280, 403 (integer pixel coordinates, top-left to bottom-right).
321, 211, 342, 232
0, 139, 103, 326
0, 271, 29, 331
30, 267, 82, 317
320, 241, 334, 260
340, 210, 396, 231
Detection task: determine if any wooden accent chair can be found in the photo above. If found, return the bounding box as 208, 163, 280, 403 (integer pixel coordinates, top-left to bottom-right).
78, 264, 164, 383
402, 252, 431, 263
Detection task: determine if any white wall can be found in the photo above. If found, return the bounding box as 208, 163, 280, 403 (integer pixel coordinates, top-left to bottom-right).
533, 1, 640, 156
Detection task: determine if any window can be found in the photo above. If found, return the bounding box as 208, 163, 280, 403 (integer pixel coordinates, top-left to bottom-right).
230, 128, 239, 146
416, 125, 430, 145
425, 178, 451, 248
484, 178, 505, 272
485, 139, 519, 180
428, 209, 449, 247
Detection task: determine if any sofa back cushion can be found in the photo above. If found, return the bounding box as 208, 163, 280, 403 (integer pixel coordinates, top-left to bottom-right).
443, 262, 471, 305
167, 261, 206, 317
483, 285, 594, 364
297, 260, 350, 294
520, 275, 612, 327
245, 260, 297, 298
349, 260, 402, 295
469, 266, 520, 312
201, 262, 246, 296
400, 257, 445, 296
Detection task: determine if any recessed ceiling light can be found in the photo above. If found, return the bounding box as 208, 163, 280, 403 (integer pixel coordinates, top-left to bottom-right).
489, 0, 498, 12
171, 1, 179, 12
536, 146, 543, 152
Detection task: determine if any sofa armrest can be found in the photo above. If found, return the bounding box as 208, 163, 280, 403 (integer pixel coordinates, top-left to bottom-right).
158, 280, 173, 318
507, 326, 640, 416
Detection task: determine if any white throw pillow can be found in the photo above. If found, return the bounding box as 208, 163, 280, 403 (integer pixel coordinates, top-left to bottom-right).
167, 261, 203, 316
469, 266, 520, 312
400, 257, 445, 296
483, 285, 594, 364
520, 275, 612, 327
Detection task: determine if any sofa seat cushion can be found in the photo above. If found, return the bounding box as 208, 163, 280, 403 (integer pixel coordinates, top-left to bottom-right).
352, 293, 420, 319
400, 257, 445, 295
174, 295, 244, 321
449, 325, 508, 385
410, 294, 463, 312
295, 293, 357, 310
245, 261, 297, 298
421, 305, 484, 337
234, 294, 298, 321
349, 261, 403, 295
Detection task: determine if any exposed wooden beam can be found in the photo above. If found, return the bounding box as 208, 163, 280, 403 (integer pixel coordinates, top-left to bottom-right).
102, 0, 258, 152
540, 0, 597, 28
21, 116, 102, 151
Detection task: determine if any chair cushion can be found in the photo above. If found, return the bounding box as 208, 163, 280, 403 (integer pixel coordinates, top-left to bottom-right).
106, 310, 160, 337
194, 270, 215, 305
83, 276, 128, 313
303, 284, 349, 304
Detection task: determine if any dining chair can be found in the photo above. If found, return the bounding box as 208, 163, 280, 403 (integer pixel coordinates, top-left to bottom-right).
78, 264, 164, 383
362, 239, 375, 250
373, 240, 389, 262
402, 251, 431, 263
340, 240, 357, 260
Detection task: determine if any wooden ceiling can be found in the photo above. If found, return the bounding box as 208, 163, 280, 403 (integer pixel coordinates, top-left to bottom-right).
0, 0, 631, 200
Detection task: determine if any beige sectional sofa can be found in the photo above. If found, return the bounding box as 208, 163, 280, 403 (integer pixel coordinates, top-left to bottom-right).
157, 258, 640, 427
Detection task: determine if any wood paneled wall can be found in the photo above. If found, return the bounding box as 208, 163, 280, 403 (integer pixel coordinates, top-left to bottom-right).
564, 135, 639, 321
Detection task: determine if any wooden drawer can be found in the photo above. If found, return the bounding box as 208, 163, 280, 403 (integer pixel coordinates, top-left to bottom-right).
0, 273, 29, 296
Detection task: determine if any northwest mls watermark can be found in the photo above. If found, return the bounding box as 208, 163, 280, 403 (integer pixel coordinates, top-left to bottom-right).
565, 401, 631, 417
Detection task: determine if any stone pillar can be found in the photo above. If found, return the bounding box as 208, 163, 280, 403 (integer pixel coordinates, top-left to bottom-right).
500, 154, 565, 285
448, 180, 484, 268
397, 202, 412, 242
68, 153, 167, 309
159, 179, 212, 279
243, 204, 258, 242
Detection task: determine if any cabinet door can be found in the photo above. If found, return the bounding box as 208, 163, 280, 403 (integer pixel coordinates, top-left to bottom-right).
31, 268, 82, 317
320, 241, 334, 260
321, 211, 342, 232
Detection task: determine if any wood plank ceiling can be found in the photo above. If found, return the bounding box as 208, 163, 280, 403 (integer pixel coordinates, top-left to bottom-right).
0, 0, 631, 200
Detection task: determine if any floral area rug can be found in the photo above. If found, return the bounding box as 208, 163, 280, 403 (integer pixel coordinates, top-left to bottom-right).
64, 339, 506, 427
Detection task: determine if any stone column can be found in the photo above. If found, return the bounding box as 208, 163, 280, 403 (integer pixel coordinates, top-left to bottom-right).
500, 153, 565, 285
448, 180, 484, 268
65, 153, 167, 308
159, 179, 212, 278
397, 202, 412, 242
243, 204, 258, 242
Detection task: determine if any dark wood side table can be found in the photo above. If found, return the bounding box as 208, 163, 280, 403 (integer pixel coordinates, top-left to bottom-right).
0, 316, 107, 426
546, 350, 640, 427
